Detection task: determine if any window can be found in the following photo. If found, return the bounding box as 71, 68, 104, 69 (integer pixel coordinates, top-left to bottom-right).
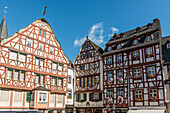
87, 77, 90, 86
10, 51, 17, 60
27, 38, 33, 47
49, 46, 54, 54
147, 66, 155, 76
67, 90, 72, 98
7, 69, 12, 79
39, 29, 42, 35
93, 93, 99, 100
117, 54, 122, 63
52, 62, 57, 70
40, 75, 45, 84
36, 58, 44, 67
6, 69, 25, 81
51, 77, 56, 85
117, 44, 122, 49
14, 70, 19, 80
107, 89, 113, 97
107, 72, 112, 79
58, 78, 63, 86
68, 76, 71, 83
83, 78, 86, 87
108, 47, 112, 51
43, 31, 45, 37
39, 43, 44, 51
146, 47, 153, 55
89, 63, 94, 70
36, 75, 40, 84
0, 90, 9, 102
39, 92, 47, 103
20, 71, 25, 81
58, 63, 63, 71
149, 89, 157, 98
36, 58, 39, 66
80, 78, 83, 87
135, 90, 142, 100
133, 51, 139, 58
133, 68, 141, 78
19, 53, 26, 62
117, 70, 123, 77
40, 59, 44, 67
146, 35, 152, 42
57, 94, 63, 103
133, 39, 138, 45
167, 43, 170, 48
80, 54, 85, 59
118, 88, 123, 97
91, 77, 94, 86
80, 65, 85, 71
107, 56, 112, 64
36, 74, 45, 84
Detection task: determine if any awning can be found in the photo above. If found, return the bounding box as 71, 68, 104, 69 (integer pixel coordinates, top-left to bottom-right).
128, 110, 165, 113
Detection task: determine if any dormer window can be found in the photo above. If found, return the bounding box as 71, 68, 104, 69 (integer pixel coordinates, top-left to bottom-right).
136, 27, 141, 33
117, 44, 122, 49
120, 33, 125, 38
147, 23, 153, 29
146, 35, 152, 42
108, 47, 112, 52
167, 43, 170, 48
133, 39, 138, 45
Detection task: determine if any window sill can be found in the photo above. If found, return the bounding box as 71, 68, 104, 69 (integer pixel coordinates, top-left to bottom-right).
145, 54, 153, 58
132, 57, 140, 60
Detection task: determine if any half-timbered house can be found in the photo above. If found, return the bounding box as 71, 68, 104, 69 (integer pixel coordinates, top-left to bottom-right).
102, 19, 166, 113
0, 16, 70, 113
161, 36, 170, 113
74, 36, 104, 113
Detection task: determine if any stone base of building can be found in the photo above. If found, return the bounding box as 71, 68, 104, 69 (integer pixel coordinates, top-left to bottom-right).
76, 107, 103, 113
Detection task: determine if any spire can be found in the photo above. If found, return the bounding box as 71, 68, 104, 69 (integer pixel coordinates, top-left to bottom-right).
43, 6, 48, 19
86, 29, 89, 39
0, 7, 8, 39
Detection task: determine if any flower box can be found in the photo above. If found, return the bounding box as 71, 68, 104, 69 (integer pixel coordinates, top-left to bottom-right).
146, 53, 153, 58
133, 75, 142, 80
117, 96, 123, 104
132, 56, 140, 60
117, 77, 123, 84
105, 78, 113, 85
150, 97, 158, 101
147, 74, 156, 79
135, 98, 142, 102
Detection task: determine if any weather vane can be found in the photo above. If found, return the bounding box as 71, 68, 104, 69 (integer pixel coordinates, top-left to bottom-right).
43, 6, 48, 18
86, 29, 89, 39
4, 7, 8, 16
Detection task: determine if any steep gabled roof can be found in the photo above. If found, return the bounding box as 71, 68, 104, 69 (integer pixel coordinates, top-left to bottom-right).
0, 16, 8, 39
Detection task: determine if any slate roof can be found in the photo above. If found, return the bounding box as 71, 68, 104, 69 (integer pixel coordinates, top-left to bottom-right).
161, 36, 170, 64
33, 86, 51, 91
0, 16, 8, 39
103, 19, 161, 56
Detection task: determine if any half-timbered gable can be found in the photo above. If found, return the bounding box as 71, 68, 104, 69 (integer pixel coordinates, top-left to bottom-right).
0, 17, 70, 112
74, 38, 104, 113
102, 19, 165, 112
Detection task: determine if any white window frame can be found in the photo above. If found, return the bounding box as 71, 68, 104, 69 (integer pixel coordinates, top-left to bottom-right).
117, 70, 123, 77
39, 43, 44, 51
118, 88, 123, 97
89, 63, 94, 70
49, 46, 54, 54
58, 78, 63, 86
51, 77, 56, 85
107, 89, 113, 97
149, 89, 157, 98
38, 91, 48, 103
52, 62, 57, 70
27, 38, 33, 47
167, 43, 170, 48
7, 69, 13, 79
14, 70, 19, 81
58, 64, 63, 71
133, 39, 138, 45
18, 53, 26, 62
146, 47, 153, 54
117, 54, 122, 63
135, 90, 142, 99
10, 51, 17, 60
107, 56, 112, 64
107, 72, 112, 79
133, 68, 141, 77
20, 71, 25, 81
133, 51, 139, 57
147, 66, 155, 76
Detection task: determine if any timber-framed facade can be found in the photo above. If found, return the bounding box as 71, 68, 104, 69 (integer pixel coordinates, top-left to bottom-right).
102, 19, 166, 113
0, 17, 70, 113
74, 37, 104, 113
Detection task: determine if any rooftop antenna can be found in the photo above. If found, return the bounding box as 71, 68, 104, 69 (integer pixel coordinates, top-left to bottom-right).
4, 7, 8, 17
43, 6, 47, 19
86, 29, 89, 39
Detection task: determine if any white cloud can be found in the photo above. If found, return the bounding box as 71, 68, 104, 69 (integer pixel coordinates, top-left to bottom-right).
108, 27, 119, 37
74, 23, 119, 47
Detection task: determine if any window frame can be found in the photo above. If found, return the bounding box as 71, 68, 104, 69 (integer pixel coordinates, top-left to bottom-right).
117, 54, 122, 63
38, 91, 48, 104
145, 47, 153, 57
35, 74, 46, 85
133, 39, 138, 45
117, 44, 122, 49
146, 66, 156, 78
26, 38, 33, 47
49, 46, 54, 54
145, 34, 153, 42
133, 68, 142, 79
134, 90, 143, 101
107, 56, 112, 64
39, 43, 44, 51
57, 77, 63, 87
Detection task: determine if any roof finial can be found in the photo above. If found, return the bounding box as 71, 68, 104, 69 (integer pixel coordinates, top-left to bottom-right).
86, 29, 89, 39
4, 7, 8, 17
43, 6, 48, 19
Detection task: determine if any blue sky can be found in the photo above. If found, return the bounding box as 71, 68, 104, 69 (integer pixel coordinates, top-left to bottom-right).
0, 0, 170, 63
